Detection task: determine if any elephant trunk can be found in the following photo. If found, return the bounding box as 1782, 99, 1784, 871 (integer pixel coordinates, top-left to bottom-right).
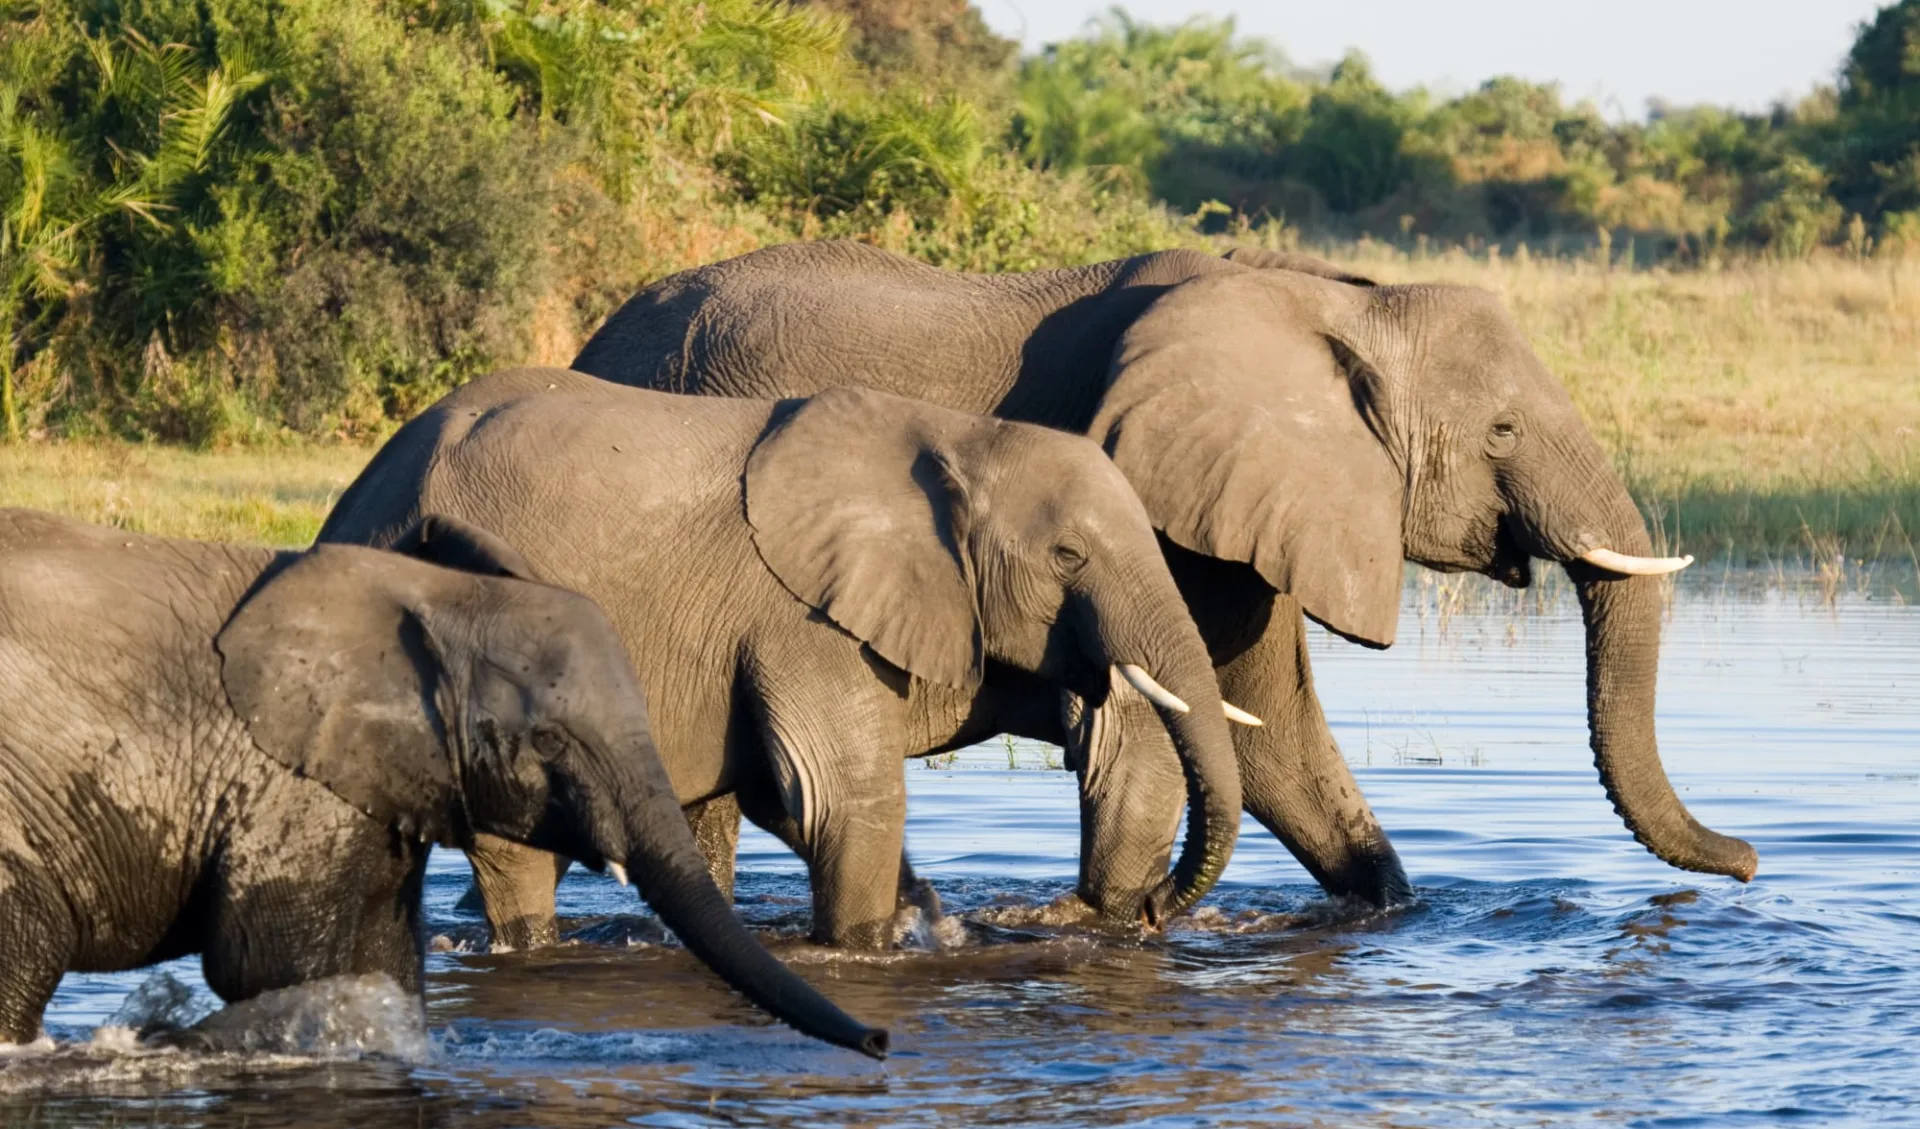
1518, 452, 1756, 882
1087, 569, 1243, 922
599, 731, 889, 1058
1570, 546, 1758, 881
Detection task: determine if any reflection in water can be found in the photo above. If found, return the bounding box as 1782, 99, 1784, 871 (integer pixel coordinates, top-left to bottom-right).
7, 577, 1918, 1126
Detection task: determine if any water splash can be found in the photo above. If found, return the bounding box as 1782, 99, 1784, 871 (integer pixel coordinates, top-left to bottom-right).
190, 974, 429, 1060
891, 904, 970, 951
0, 972, 429, 1096
435, 1023, 688, 1063
105, 971, 209, 1034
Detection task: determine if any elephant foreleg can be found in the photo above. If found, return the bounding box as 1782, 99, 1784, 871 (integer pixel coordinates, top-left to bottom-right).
204, 810, 430, 1004
1218, 597, 1411, 906
735, 779, 934, 928
895, 853, 941, 919
463, 835, 573, 952
0, 858, 75, 1044
752, 706, 908, 950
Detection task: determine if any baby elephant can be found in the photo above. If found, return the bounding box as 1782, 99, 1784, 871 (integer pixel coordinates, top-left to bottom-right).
0, 509, 883, 1058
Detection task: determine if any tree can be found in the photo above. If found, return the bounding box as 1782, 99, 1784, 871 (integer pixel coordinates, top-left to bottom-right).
1829, 0, 1920, 222
1288, 53, 1414, 213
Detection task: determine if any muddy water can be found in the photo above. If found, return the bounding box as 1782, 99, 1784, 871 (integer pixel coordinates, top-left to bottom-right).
6, 575, 1918, 1126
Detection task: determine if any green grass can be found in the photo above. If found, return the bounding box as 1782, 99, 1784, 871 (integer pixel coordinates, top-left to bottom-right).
0, 443, 370, 547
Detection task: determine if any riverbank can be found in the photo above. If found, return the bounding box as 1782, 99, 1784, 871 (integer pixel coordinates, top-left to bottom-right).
0, 252, 1911, 560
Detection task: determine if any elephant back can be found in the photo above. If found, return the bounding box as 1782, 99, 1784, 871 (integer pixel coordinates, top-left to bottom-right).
570, 242, 1246, 431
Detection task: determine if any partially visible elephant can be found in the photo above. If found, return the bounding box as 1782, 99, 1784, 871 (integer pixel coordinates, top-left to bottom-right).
569, 239, 1759, 904
0, 508, 883, 1058
319, 372, 1248, 950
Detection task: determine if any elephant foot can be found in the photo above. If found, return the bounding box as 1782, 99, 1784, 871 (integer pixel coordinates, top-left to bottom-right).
489, 914, 561, 954
897, 871, 943, 921
1046, 892, 1104, 926
1072, 883, 1163, 932
885, 853, 962, 949
457, 888, 563, 952
890, 900, 966, 952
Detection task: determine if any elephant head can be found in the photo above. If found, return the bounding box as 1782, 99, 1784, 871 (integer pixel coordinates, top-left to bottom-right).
745, 386, 1244, 919
216, 514, 888, 1057
1091, 271, 1756, 882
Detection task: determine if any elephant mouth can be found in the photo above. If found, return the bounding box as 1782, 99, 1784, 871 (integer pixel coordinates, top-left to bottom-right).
1488, 516, 1532, 589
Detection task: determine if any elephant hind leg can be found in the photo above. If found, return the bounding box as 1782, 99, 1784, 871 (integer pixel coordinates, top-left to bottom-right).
0, 859, 76, 1044
686, 794, 741, 903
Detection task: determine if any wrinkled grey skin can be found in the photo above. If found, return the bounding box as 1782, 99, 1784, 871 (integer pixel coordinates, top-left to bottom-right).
319, 373, 1243, 950
0, 509, 883, 1058
569, 239, 1758, 906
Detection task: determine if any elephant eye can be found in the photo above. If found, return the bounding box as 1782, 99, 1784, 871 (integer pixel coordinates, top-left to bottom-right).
1052, 541, 1088, 572
1486, 416, 1522, 457
531, 725, 571, 762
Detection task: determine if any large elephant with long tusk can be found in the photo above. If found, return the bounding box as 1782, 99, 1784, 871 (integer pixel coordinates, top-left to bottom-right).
564, 239, 1757, 907
320, 372, 1254, 949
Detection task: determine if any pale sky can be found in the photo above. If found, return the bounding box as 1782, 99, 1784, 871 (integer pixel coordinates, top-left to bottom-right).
977, 0, 1887, 119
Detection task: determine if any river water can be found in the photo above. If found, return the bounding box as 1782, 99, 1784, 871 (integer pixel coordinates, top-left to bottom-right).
6, 570, 1917, 1126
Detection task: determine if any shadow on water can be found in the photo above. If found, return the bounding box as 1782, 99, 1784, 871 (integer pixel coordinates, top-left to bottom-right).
7, 573, 1918, 1126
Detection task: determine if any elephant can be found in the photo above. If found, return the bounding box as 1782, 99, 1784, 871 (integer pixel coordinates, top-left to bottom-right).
317, 371, 1248, 950
0, 508, 884, 1058
566, 238, 1759, 909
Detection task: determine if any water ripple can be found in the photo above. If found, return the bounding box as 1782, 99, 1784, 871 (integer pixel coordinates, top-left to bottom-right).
10, 587, 1918, 1126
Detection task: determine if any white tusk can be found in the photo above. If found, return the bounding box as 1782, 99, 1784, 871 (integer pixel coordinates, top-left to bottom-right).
1577, 547, 1695, 576
608, 862, 630, 887
1117, 663, 1190, 714
1222, 701, 1265, 727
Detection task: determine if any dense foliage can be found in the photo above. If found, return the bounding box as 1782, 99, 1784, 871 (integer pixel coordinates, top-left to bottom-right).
2, 0, 1915, 442
1012, 8, 1920, 257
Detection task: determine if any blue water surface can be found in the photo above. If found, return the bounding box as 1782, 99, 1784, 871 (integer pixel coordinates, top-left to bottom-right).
8, 571, 1917, 1127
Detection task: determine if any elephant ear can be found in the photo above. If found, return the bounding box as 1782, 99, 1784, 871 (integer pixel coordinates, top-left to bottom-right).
745, 386, 983, 689
217, 546, 456, 840
1091, 271, 1406, 648
1223, 246, 1378, 287
390, 512, 541, 581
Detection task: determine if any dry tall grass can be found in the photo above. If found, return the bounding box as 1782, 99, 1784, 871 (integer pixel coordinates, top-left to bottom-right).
0, 250, 1911, 559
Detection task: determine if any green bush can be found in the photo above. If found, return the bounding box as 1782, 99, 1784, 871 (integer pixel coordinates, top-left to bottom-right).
0, 0, 842, 441
5, 0, 1918, 441
727, 90, 984, 218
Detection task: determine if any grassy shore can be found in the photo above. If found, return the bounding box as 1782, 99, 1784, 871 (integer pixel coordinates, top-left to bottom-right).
0, 252, 1913, 560
0, 444, 369, 547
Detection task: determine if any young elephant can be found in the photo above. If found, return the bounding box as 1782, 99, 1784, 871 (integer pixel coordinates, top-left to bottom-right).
0, 509, 883, 1057
319, 370, 1247, 950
